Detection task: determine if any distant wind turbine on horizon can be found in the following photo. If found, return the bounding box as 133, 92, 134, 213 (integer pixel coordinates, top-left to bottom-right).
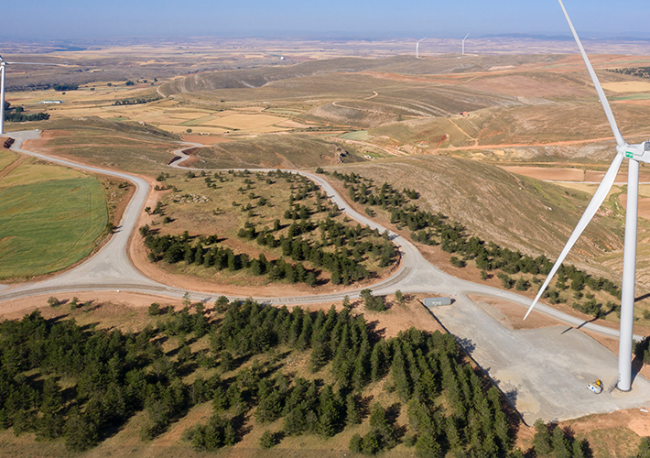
0, 55, 70, 135
461, 33, 470, 55
416, 37, 426, 59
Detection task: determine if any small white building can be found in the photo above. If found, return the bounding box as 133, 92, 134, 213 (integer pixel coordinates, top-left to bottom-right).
42, 100, 64, 104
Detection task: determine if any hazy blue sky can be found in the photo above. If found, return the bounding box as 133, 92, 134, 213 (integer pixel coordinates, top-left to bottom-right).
2, 0, 649, 40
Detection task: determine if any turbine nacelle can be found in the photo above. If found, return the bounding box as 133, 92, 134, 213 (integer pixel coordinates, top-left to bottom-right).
618, 142, 650, 163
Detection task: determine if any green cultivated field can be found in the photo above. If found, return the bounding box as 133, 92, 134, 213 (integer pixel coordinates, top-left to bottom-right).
0, 177, 107, 279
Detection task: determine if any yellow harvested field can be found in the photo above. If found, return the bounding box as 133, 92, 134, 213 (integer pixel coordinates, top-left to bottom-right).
0, 157, 85, 188
9, 87, 155, 106
583, 170, 646, 184
5, 77, 307, 136
158, 124, 228, 134
204, 113, 285, 130
46, 107, 114, 117
639, 184, 650, 198
602, 81, 650, 93
619, 194, 650, 219
500, 166, 584, 181
251, 125, 291, 133
235, 106, 266, 112
0, 150, 18, 172
183, 114, 217, 125
159, 110, 213, 120
277, 119, 311, 128
554, 182, 598, 195
554, 182, 623, 198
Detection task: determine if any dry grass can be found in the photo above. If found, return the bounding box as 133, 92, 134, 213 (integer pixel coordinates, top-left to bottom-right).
462, 72, 594, 98
324, 156, 623, 264
188, 134, 365, 169
140, 170, 396, 291
500, 166, 586, 182
602, 81, 650, 93
20, 118, 181, 174
203, 113, 286, 130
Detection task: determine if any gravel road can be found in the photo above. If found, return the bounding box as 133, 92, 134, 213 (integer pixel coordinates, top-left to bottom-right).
2, 130, 649, 423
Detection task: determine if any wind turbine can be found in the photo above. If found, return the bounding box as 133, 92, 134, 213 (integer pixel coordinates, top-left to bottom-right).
416, 37, 427, 59
461, 33, 470, 55
0, 55, 68, 135
524, 0, 644, 392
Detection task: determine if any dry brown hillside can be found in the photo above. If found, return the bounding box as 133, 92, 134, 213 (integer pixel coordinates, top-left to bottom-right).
325, 156, 625, 278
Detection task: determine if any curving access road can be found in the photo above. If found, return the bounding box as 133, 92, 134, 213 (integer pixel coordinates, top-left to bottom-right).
0, 130, 639, 340
2, 130, 650, 424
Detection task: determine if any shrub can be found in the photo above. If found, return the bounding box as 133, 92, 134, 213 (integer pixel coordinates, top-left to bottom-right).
497, 272, 513, 289
47, 297, 60, 307
148, 303, 162, 316
515, 277, 530, 291
361, 289, 386, 312
349, 433, 363, 453
450, 256, 465, 268
259, 430, 278, 449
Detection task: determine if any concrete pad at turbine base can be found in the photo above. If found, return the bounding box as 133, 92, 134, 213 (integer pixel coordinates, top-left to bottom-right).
433, 296, 650, 424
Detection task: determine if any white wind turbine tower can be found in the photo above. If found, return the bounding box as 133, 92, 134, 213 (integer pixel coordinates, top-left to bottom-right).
416, 37, 426, 59
461, 33, 470, 55
524, 0, 645, 392
1, 55, 68, 135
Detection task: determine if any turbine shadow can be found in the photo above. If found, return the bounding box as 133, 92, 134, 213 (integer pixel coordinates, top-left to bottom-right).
635, 293, 650, 303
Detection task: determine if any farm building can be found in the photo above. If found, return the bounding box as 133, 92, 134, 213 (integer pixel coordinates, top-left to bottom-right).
423, 297, 452, 308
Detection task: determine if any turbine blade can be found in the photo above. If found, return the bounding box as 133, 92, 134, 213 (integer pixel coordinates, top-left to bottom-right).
524, 153, 624, 319
558, 0, 625, 147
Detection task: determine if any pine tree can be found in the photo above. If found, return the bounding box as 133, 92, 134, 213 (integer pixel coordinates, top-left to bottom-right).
415, 433, 443, 458
318, 385, 341, 437
296, 313, 313, 351
349, 433, 363, 453
391, 344, 410, 400
193, 313, 208, 338
345, 393, 360, 426
288, 309, 303, 346
194, 245, 204, 265
532, 420, 552, 456
368, 402, 397, 451
370, 343, 382, 382
250, 259, 261, 275
309, 340, 327, 373
64, 408, 99, 451
552, 426, 571, 458
362, 432, 381, 455
572, 438, 588, 458
259, 430, 277, 448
